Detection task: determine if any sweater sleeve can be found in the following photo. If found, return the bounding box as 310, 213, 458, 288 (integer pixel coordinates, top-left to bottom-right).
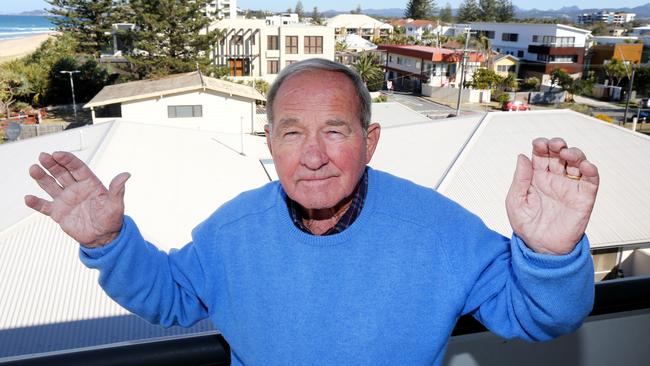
454, 215, 594, 341
79, 215, 210, 328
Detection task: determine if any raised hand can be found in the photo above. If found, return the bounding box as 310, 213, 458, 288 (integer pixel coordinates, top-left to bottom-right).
506, 138, 599, 255
24, 151, 130, 248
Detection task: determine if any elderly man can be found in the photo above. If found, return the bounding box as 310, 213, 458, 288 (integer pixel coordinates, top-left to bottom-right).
26, 59, 599, 365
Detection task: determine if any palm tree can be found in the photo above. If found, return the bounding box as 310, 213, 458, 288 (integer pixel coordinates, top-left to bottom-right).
352, 52, 384, 92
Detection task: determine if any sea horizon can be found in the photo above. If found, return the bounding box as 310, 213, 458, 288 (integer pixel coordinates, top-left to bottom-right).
0, 15, 55, 41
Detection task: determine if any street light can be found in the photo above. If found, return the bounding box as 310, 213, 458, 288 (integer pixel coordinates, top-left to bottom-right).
60, 70, 80, 123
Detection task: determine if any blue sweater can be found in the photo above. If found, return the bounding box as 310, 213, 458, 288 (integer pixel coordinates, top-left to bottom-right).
81, 168, 594, 366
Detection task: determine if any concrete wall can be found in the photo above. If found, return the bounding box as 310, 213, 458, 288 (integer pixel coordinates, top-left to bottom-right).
97, 90, 256, 134
422, 85, 490, 103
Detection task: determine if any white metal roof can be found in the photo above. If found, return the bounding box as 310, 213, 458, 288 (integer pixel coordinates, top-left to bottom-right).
326, 14, 391, 29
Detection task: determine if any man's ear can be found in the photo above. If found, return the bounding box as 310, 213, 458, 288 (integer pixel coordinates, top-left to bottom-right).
264, 124, 273, 155
364, 123, 381, 164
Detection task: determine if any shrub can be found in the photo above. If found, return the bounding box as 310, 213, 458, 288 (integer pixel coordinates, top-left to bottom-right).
594, 114, 614, 123
372, 94, 388, 103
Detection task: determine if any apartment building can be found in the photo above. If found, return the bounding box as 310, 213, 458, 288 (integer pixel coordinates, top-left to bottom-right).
577, 11, 636, 25
326, 14, 392, 41
454, 22, 591, 83
205, 0, 237, 20
378, 44, 485, 91
265, 13, 299, 26
211, 19, 335, 82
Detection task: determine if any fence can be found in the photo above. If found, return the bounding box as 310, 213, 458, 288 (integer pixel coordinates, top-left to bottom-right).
421, 85, 491, 104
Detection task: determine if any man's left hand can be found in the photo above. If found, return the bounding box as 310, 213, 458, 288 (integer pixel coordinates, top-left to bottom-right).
506, 137, 599, 255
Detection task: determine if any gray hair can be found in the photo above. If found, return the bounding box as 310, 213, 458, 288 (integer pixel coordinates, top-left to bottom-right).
266, 58, 372, 132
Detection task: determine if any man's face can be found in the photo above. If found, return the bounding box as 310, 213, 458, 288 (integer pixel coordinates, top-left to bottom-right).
266, 70, 380, 210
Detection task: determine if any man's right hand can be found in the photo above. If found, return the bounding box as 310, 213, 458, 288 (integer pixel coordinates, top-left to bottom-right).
24, 151, 130, 248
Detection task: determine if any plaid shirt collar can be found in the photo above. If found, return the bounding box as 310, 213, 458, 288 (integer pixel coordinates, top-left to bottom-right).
286, 168, 368, 236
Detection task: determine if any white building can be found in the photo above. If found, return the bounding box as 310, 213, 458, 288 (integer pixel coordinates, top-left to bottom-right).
454, 22, 591, 82
630, 24, 650, 36
404, 19, 437, 41
210, 18, 335, 82
265, 13, 299, 26
326, 14, 392, 41
577, 11, 636, 25
84, 71, 265, 134
205, 0, 237, 20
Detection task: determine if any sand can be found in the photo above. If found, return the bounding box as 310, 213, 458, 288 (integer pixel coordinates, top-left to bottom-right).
0, 33, 58, 63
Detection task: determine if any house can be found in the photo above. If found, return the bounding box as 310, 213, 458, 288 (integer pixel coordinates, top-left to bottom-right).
588, 43, 643, 71
326, 14, 392, 41
265, 13, 299, 26
491, 53, 519, 77
335, 34, 378, 66
454, 22, 591, 84
210, 18, 335, 81
404, 19, 437, 41
378, 44, 485, 91
84, 71, 265, 134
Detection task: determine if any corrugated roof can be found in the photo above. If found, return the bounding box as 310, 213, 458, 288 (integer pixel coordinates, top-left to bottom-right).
326, 14, 392, 29
436, 110, 650, 249
84, 71, 265, 109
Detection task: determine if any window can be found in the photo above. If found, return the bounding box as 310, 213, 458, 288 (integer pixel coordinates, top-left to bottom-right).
267, 60, 279, 74
267, 35, 279, 50
285, 36, 298, 54
415, 60, 421, 69
285, 60, 296, 67
304, 36, 323, 54
501, 33, 518, 42
517, 50, 524, 58
397, 56, 404, 65
168, 105, 202, 118
497, 65, 508, 72
477, 30, 495, 39
95, 103, 122, 118
532, 35, 539, 42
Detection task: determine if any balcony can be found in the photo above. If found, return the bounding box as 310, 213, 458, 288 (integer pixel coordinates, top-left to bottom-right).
528, 44, 582, 55
5, 277, 650, 366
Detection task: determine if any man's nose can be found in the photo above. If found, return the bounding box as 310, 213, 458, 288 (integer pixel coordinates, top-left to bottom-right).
300, 135, 329, 170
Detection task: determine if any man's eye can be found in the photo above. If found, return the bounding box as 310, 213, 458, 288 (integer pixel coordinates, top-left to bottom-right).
283, 131, 299, 137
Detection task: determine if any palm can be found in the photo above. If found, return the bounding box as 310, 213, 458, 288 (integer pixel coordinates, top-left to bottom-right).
506, 138, 599, 255
25, 152, 130, 247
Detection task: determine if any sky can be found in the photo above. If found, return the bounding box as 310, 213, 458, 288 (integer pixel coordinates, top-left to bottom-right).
3, 0, 648, 14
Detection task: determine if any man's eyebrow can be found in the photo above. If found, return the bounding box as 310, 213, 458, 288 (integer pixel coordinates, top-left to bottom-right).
325, 119, 349, 127
277, 118, 300, 128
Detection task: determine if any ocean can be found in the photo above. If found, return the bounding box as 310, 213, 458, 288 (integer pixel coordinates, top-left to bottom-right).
0, 15, 54, 41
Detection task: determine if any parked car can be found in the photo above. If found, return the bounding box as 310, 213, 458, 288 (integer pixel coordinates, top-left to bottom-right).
628, 110, 650, 122
503, 101, 530, 111
640, 98, 649, 108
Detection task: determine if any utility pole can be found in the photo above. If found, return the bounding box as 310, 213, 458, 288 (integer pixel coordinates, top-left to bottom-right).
455, 27, 472, 117
60, 70, 80, 123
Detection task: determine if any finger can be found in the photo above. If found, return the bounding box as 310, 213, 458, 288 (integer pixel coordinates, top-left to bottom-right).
24, 195, 53, 216
579, 160, 600, 190
51, 151, 97, 182
39, 152, 77, 187
560, 147, 587, 178
507, 154, 533, 201
531, 137, 550, 172
547, 137, 568, 175
108, 172, 131, 202
29, 164, 63, 198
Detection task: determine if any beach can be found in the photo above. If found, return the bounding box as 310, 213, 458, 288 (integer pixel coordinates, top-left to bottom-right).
0, 32, 57, 63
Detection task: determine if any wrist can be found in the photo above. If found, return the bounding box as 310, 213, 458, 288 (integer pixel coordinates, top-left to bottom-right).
81, 229, 121, 248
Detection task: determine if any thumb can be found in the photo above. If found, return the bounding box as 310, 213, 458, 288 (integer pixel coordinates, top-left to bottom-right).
508, 154, 533, 200
108, 172, 131, 201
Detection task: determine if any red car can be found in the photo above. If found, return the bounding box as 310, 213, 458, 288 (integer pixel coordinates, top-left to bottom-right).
503, 101, 530, 111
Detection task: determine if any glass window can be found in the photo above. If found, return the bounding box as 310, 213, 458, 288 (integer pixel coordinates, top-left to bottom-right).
267, 35, 279, 50
501, 33, 518, 42
304, 36, 323, 54
95, 103, 122, 118
517, 50, 524, 57
285, 60, 296, 67
168, 105, 202, 118
285, 36, 298, 54
267, 60, 279, 74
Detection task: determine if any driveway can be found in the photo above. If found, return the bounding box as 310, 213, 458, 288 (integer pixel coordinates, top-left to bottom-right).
384, 92, 455, 118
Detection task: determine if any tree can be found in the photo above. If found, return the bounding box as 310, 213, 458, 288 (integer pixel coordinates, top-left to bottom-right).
602, 58, 628, 86
294, 1, 304, 20
127, 0, 219, 78
470, 68, 501, 90
405, 0, 436, 19
350, 4, 362, 14
634, 66, 650, 96
335, 41, 348, 52
457, 0, 481, 22
353, 52, 384, 92
439, 3, 453, 23
46, 0, 125, 55
311, 7, 322, 25
0, 68, 31, 118
479, 0, 498, 21
495, 0, 514, 22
